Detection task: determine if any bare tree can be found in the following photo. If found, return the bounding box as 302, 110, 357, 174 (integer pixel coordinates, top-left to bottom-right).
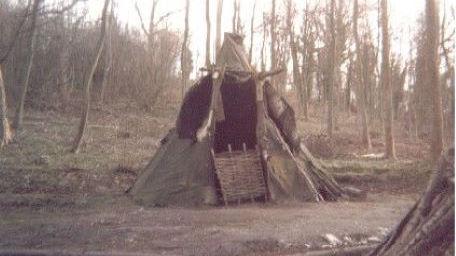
440, 0, 455, 132
413, 27, 432, 138
71, 0, 110, 153
345, 52, 353, 114
353, 0, 372, 150
248, 0, 256, 64
215, 0, 223, 54
181, 0, 190, 100
149, 0, 158, 49
425, 0, 443, 162
380, 0, 396, 159
286, 0, 306, 118
270, 0, 277, 86
235, 0, 242, 35
261, 12, 267, 71
13, 0, 42, 130
232, 0, 237, 33
391, 61, 407, 119
300, 3, 317, 121
0, 65, 12, 148
231, 0, 242, 34
333, 0, 348, 130
98, 0, 114, 106
134, 0, 175, 109
205, 0, 211, 67
326, 0, 336, 138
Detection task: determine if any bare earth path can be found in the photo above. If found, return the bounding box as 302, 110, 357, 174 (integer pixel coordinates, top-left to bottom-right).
0, 193, 415, 256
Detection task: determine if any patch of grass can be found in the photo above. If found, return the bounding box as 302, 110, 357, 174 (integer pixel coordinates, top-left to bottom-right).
0, 107, 174, 196
325, 158, 433, 175
325, 159, 433, 194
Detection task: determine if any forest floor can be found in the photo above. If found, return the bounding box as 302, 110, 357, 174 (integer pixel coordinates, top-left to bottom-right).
0, 102, 438, 255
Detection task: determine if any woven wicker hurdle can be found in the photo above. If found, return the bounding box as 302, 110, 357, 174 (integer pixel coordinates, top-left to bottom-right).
212, 145, 267, 205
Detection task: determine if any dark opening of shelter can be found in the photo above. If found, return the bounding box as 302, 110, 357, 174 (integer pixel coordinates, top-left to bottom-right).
214, 76, 257, 153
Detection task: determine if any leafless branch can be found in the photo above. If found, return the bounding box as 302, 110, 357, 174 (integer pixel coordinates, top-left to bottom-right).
134, 2, 149, 36
154, 11, 175, 27
134, 1, 178, 37
39, 0, 87, 16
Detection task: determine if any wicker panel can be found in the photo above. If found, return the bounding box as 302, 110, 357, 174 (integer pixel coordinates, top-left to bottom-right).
214, 150, 267, 204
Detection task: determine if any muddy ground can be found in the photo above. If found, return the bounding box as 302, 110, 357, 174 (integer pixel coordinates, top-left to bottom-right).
0, 104, 437, 255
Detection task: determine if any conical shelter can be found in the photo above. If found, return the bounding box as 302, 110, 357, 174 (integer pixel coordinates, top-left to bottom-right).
130, 33, 354, 207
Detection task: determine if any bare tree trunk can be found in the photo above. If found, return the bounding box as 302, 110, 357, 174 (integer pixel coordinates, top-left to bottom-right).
99, 0, 114, 106
270, 0, 277, 87
149, 0, 158, 50
13, 0, 41, 130
181, 0, 190, 100
0, 66, 12, 148
333, 0, 346, 131
353, 0, 372, 150
425, 0, 443, 162
393, 66, 407, 120
232, 0, 237, 33
304, 48, 315, 119
230, 0, 241, 34
248, 0, 256, 64
291, 42, 305, 116
71, 0, 110, 153
286, 0, 307, 120
261, 13, 267, 72
440, 0, 455, 135
326, 0, 336, 138
215, 0, 223, 55
380, 0, 396, 159
346, 54, 353, 114
235, 0, 242, 35
299, 4, 311, 121
205, 0, 211, 67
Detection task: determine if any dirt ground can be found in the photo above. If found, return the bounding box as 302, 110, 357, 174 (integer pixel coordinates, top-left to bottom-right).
0, 194, 415, 256
0, 103, 438, 255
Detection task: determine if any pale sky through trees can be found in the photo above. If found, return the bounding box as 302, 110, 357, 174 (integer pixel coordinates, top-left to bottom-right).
78, 0, 452, 78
